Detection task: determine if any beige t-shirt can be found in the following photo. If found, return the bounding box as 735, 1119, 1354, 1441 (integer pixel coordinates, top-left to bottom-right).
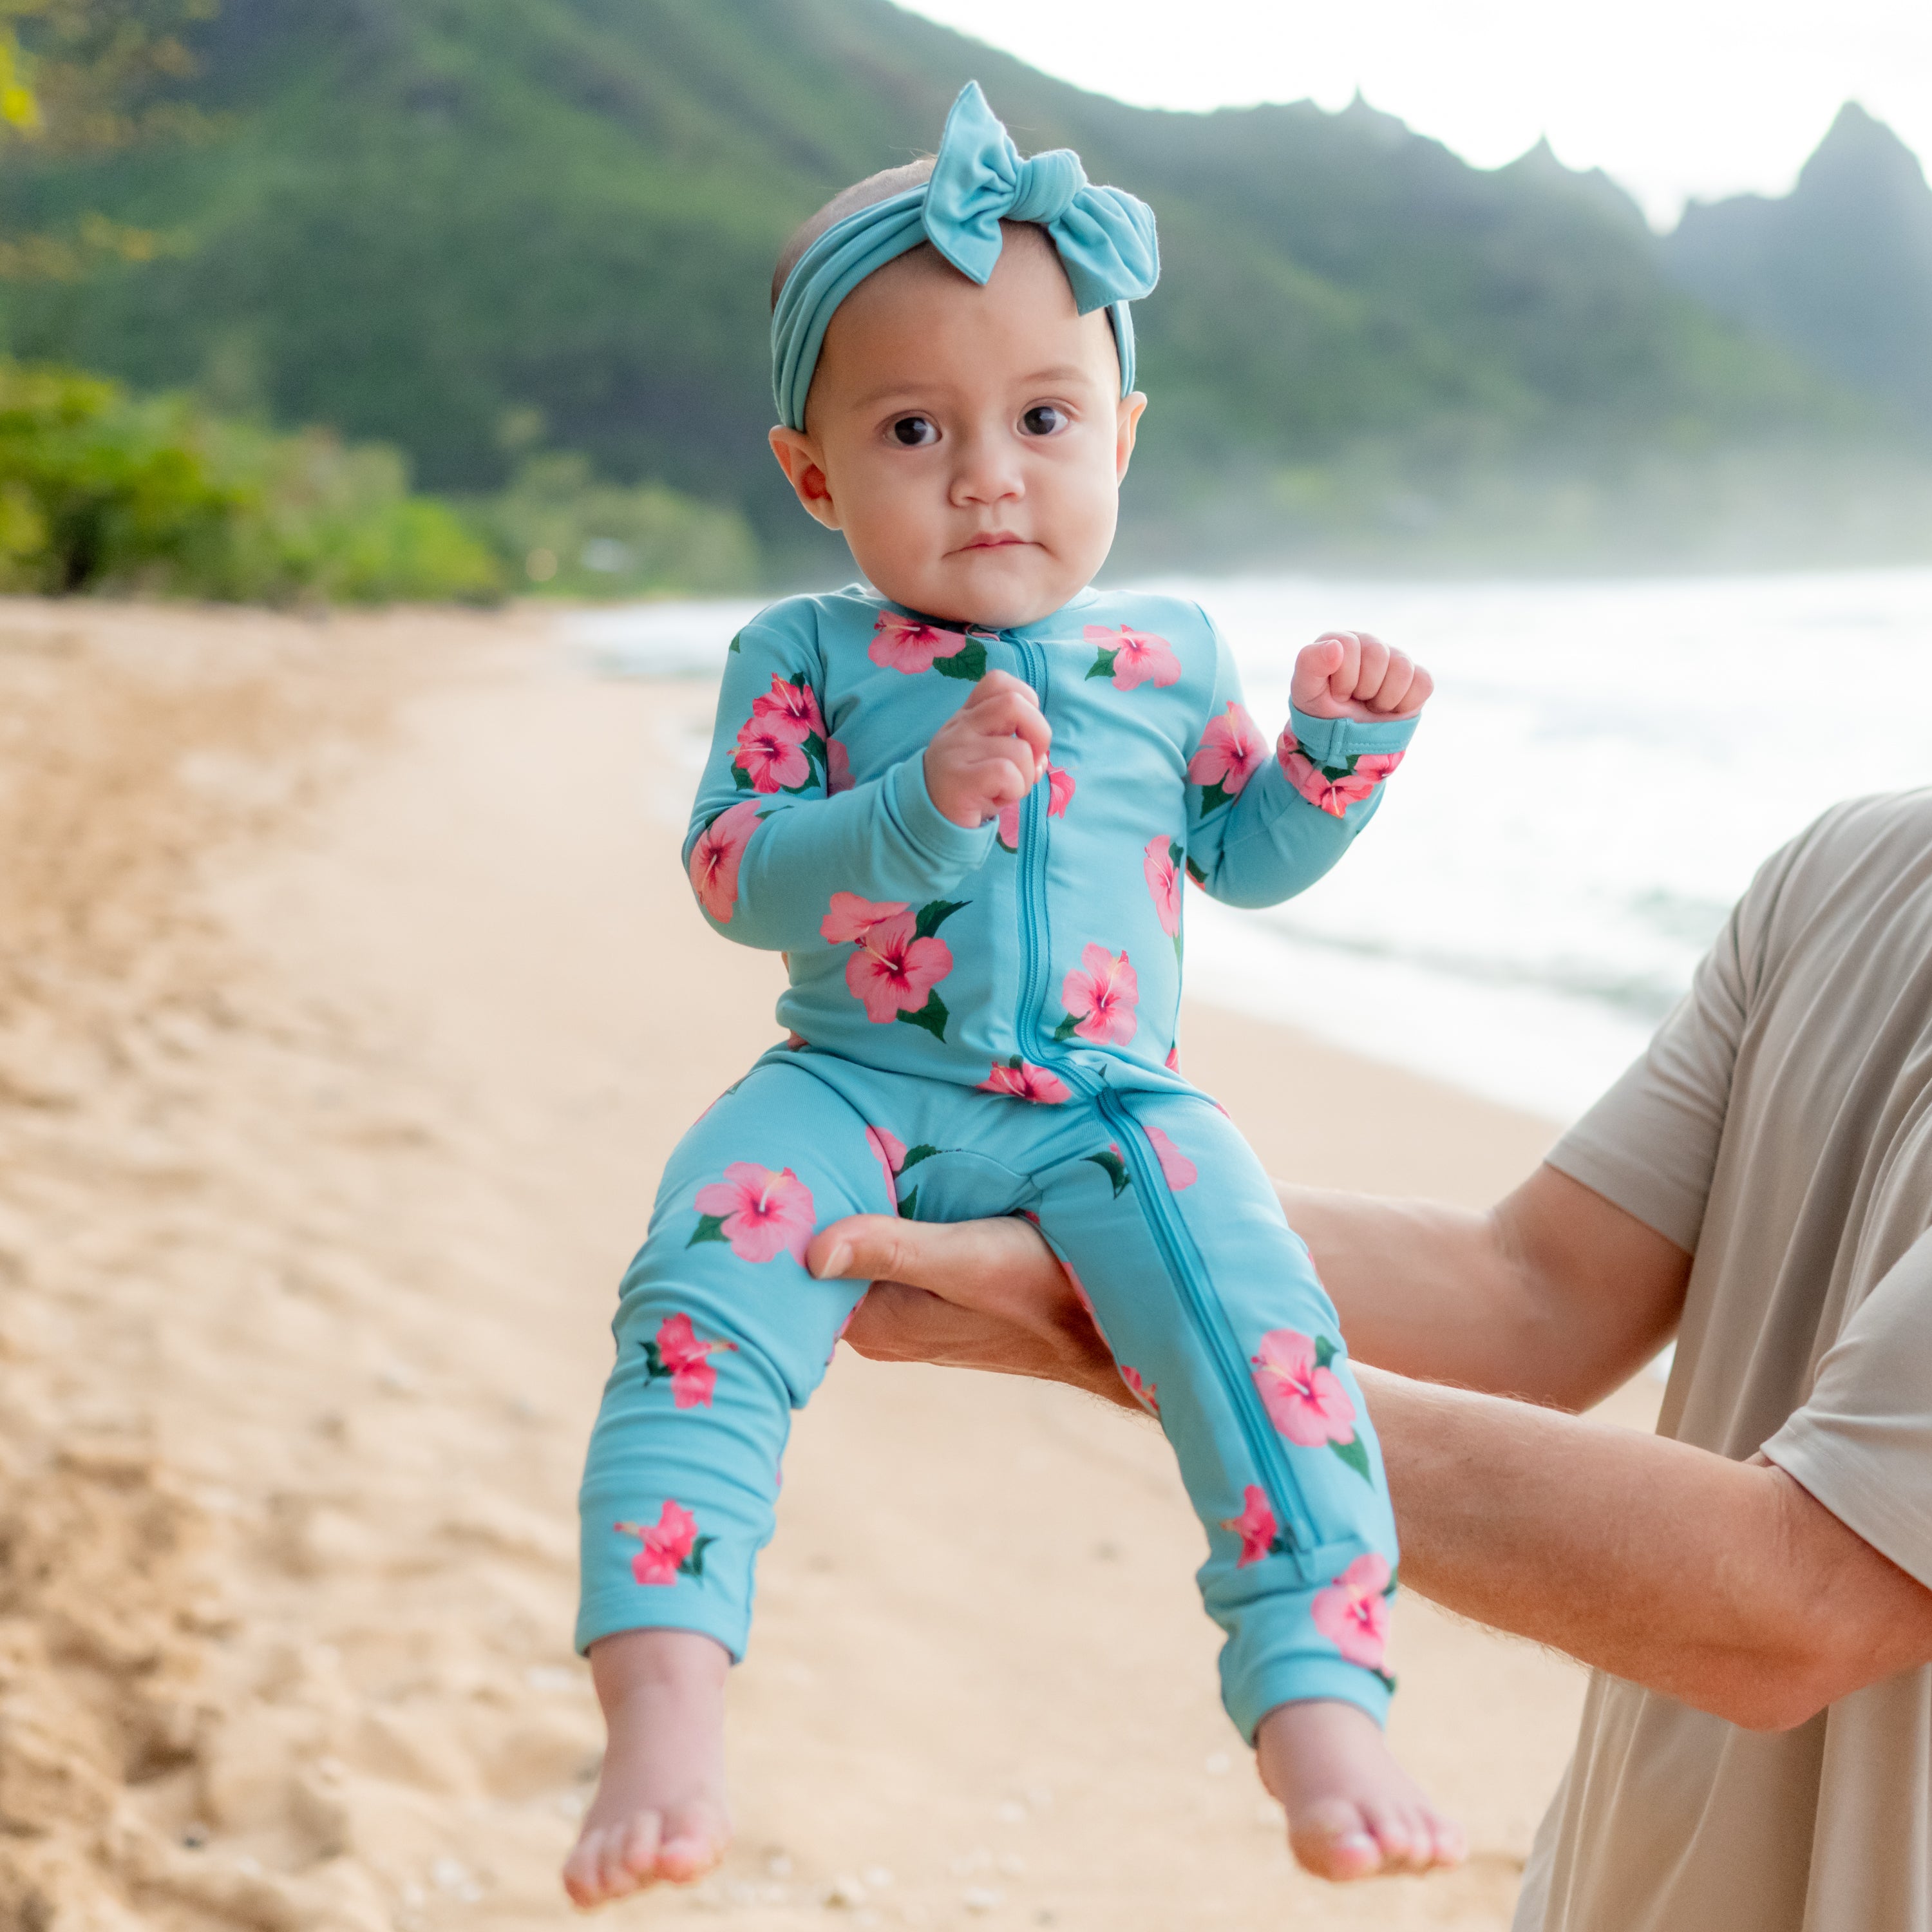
1515, 788, 1932, 1932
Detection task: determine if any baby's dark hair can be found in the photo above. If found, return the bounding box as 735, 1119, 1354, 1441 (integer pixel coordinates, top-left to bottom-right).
770, 158, 935, 310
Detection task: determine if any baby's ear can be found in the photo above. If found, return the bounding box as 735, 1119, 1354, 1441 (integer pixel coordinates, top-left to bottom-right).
1114, 392, 1147, 483
768, 427, 842, 530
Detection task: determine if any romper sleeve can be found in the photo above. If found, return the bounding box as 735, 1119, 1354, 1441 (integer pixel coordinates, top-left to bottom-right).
1182, 611, 1417, 909
681, 610, 994, 952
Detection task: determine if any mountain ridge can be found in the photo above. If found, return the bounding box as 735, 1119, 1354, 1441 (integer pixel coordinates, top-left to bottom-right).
0, 0, 1913, 573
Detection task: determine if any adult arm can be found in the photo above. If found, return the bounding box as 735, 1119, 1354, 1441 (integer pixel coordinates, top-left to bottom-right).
814, 1187, 1932, 1733
1363, 1363, 1932, 1732
826, 1159, 1692, 1414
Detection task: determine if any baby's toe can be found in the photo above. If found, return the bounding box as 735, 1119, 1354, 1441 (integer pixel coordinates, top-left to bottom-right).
1362, 1799, 1430, 1874
605, 1813, 663, 1895
1426, 1811, 1468, 1870
1287, 1797, 1383, 1882
656, 1799, 730, 1882
561, 1831, 607, 1908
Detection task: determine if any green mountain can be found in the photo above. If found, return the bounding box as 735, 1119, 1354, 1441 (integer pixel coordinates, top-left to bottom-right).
1665, 103, 1932, 434
0, 0, 1886, 576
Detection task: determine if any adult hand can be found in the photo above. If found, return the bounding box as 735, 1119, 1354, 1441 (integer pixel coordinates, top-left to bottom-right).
806, 1211, 1133, 1407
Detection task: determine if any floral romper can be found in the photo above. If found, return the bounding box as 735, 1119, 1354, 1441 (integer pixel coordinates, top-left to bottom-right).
576, 585, 1415, 1739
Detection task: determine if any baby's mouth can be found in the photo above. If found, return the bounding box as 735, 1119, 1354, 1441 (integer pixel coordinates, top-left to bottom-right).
958, 532, 1030, 552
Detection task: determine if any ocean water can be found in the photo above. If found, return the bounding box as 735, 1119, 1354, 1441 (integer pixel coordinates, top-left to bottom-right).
573, 567, 1932, 1122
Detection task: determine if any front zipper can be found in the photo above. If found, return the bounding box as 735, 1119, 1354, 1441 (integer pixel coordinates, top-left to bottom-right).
1008, 634, 1318, 1561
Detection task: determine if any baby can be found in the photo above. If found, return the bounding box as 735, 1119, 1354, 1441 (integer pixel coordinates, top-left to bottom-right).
564, 82, 1461, 1908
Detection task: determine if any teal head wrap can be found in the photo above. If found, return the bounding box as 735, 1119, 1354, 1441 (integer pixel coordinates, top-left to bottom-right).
771, 81, 1160, 431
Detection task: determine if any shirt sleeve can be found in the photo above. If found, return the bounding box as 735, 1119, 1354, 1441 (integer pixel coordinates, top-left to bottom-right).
1764, 1231, 1932, 1589
1182, 612, 1417, 910
681, 614, 994, 952
1544, 828, 1809, 1253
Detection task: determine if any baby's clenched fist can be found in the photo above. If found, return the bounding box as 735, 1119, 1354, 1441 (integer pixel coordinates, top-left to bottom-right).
1291, 631, 1432, 723
925, 670, 1051, 829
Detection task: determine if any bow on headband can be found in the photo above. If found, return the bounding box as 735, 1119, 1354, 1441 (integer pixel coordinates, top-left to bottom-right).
771, 81, 1160, 431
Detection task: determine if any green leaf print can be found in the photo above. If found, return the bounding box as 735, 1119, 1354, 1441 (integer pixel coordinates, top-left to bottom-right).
688, 1213, 730, 1249
898, 1143, 941, 1173
914, 899, 970, 940
933, 639, 989, 681
1197, 778, 1236, 816
1372, 1665, 1397, 1692
896, 989, 951, 1042
896, 1184, 921, 1221
1084, 1149, 1132, 1198
728, 633, 741, 654
730, 764, 755, 791
1185, 856, 1208, 886
1329, 1435, 1374, 1484
679, 1533, 717, 1581
1085, 646, 1119, 681
1314, 1334, 1339, 1372
1051, 1011, 1081, 1043
640, 1340, 666, 1381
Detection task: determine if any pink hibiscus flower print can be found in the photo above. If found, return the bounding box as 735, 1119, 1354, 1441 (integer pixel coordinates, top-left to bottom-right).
1221, 1485, 1283, 1567
1311, 1552, 1394, 1673
614, 1499, 715, 1586
869, 612, 967, 675
1251, 1327, 1358, 1446
734, 712, 812, 794
1277, 728, 1406, 819
826, 737, 854, 794
1119, 1365, 1160, 1416
643, 1312, 737, 1409
865, 1124, 907, 1206
996, 762, 1075, 852
688, 800, 761, 924
1144, 1124, 1197, 1191
691, 1161, 816, 1265
1165, 1043, 1182, 1074
1084, 624, 1181, 692
1143, 836, 1182, 940
820, 891, 909, 945
1186, 702, 1267, 810
1059, 943, 1139, 1046
751, 675, 824, 740
979, 1057, 1072, 1104
845, 909, 953, 1026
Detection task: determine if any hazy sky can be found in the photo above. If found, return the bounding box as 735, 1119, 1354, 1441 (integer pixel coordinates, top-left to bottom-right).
896, 0, 1932, 227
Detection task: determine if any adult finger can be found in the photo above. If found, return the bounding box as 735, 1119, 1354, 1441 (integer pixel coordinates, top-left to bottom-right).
809, 1211, 1066, 1314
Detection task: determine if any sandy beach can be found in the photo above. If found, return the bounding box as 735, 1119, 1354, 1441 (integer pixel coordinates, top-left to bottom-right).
0, 600, 1660, 1932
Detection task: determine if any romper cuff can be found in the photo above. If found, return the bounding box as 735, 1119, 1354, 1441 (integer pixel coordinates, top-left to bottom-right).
1283, 706, 1419, 764
886, 752, 998, 879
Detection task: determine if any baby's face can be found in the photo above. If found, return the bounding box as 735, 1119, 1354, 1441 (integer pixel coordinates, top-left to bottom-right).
770, 227, 1145, 630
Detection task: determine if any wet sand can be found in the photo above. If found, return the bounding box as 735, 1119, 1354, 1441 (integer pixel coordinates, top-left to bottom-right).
0, 600, 1655, 1931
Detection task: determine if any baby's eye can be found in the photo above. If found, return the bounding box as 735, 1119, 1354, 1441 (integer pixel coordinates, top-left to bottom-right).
890, 415, 939, 448
1020, 404, 1069, 437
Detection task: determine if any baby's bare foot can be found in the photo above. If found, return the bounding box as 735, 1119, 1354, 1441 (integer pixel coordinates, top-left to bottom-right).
1255, 1698, 1464, 1881
562, 1629, 733, 1909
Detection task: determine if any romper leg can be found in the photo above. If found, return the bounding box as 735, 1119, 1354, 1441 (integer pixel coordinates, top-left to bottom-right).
1033, 1090, 1401, 1741
574, 1057, 899, 1662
